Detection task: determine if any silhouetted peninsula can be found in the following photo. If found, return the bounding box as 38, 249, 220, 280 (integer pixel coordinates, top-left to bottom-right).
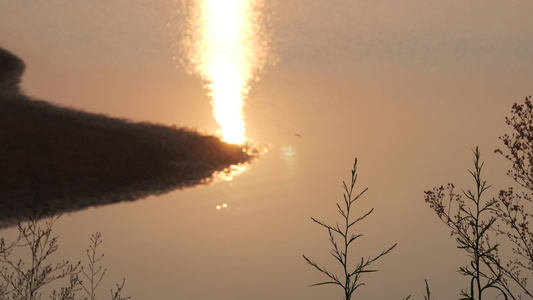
0, 47, 253, 228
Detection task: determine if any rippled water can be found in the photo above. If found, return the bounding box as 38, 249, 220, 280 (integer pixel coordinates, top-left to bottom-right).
179, 0, 273, 144
0, 1, 533, 299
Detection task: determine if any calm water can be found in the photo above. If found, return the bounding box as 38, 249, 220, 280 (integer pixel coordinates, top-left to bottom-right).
1, 1, 533, 299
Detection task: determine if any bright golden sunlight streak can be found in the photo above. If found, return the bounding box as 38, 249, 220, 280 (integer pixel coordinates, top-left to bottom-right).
181, 0, 270, 144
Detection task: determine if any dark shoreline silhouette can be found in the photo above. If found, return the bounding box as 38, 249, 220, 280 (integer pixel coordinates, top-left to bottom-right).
0, 47, 254, 228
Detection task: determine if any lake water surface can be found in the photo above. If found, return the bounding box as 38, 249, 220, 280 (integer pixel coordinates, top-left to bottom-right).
1, 1, 533, 299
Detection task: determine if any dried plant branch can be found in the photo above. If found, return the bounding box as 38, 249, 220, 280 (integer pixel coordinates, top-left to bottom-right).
0, 208, 80, 300
0, 206, 131, 300
496, 96, 533, 190
425, 147, 508, 300
492, 95, 533, 298
80, 232, 107, 300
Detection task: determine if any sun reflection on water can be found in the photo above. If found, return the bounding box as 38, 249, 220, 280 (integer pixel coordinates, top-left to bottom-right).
200, 144, 269, 183
181, 0, 271, 144
212, 163, 249, 182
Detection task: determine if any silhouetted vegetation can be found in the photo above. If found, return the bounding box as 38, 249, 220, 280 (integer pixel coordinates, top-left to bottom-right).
422, 96, 533, 299
0, 47, 24, 95
302, 95, 533, 299
403, 280, 432, 300
496, 96, 533, 190
0, 208, 129, 300
492, 96, 533, 298
0, 47, 257, 228
303, 158, 396, 300
425, 148, 507, 299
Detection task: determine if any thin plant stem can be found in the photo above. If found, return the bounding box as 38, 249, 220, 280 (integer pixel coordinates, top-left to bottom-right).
303, 158, 396, 300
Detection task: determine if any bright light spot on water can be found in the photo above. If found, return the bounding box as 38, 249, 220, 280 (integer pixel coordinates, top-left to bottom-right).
281, 145, 295, 160
216, 203, 228, 210
181, 0, 272, 145
209, 68, 246, 144
212, 163, 249, 182
201, 0, 247, 144
281, 145, 298, 175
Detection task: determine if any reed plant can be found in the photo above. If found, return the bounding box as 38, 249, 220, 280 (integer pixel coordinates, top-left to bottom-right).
303, 158, 397, 300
